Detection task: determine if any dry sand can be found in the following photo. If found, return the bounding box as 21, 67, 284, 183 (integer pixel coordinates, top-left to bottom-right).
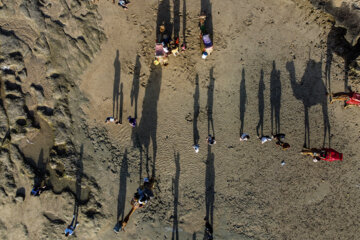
1, 0, 360, 239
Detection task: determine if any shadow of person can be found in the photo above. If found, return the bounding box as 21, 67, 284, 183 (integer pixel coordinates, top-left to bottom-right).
116, 149, 129, 227
113, 50, 121, 119
156, 0, 172, 43
129, 55, 142, 183
326, 25, 360, 92
193, 74, 200, 145
204, 145, 215, 238
119, 83, 124, 124
32, 149, 48, 194
172, 152, 180, 240
201, 0, 213, 39
173, 0, 180, 40
182, 0, 187, 45
270, 61, 281, 135
207, 68, 215, 136
286, 59, 331, 148
239, 68, 247, 136
137, 64, 162, 179
131, 55, 141, 119
256, 70, 265, 137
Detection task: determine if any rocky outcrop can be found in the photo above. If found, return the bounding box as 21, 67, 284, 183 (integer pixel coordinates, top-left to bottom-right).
0, 0, 105, 223
310, 0, 360, 41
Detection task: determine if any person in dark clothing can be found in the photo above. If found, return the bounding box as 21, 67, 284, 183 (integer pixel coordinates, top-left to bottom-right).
206, 135, 216, 145
272, 134, 290, 150
128, 116, 136, 127
204, 221, 213, 240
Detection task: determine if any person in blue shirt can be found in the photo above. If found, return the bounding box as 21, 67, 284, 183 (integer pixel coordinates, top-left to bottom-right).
65, 215, 79, 237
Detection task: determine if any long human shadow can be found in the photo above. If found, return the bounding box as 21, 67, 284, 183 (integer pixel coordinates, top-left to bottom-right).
131, 55, 141, 119
204, 145, 215, 237
256, 70, 265, 137
172, 152, 180, 240
193, 74, 200, 145
73, 144, 84, 223
239, 68, 247, 135
182, 0, 187, 44
116, 149, 128, 225
326, 25, 360, 92
173, 0, 180, 40
33, 149, 46, 189
270, 61, 281, 135
113, 50, 121, 119
201, 0, 213, 39
156, 0, 172, 43
207, 68, 215, 136
119, 83, 123, 124
137, 63, 162, 179
129, 55, 142, 183
286, 59, 331, 148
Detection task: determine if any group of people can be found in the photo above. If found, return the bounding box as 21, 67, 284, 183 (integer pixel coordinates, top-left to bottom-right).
27, 1, 356, 238
154, 11, 214, 65
154, 24, 185, 66
192, 133, 290, 155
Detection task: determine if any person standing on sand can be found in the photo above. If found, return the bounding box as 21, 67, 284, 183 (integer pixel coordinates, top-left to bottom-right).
272, 134, 290, 150
118, 0, 130, 9
204, 220, 214, 240
240, 133, 250, 141
206, 135, 216, 145
258, 135, 272, 144
65, 215, 79, 237
128, 116, 136, 127
193, 144, 200, 153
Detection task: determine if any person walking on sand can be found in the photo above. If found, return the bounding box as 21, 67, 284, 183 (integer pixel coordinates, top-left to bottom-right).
128, 116, 136, 127
118, 0, 130, 10
65, 215, 79, 237
193, 144, 200, 153
206, 135, 216, 145
272, 134, 290, 150
240, 133, 250, 141
204, 220, 214, 240
258, 135, 272, 144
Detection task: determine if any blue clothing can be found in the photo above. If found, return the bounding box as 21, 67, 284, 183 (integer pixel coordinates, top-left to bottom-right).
65, 227, 74, 236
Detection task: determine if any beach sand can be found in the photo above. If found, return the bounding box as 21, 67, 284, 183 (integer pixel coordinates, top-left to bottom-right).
1, 0, 360, 239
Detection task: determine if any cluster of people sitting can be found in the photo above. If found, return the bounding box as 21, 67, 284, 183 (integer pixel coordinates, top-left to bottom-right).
154, 24, 185, 66
154, 12, 214, 65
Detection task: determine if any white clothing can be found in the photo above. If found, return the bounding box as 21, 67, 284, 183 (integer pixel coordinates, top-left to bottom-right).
260, 136, 272, 144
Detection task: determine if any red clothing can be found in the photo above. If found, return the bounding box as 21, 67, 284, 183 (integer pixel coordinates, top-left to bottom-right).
321, 148, 343, 162
346, 92, 360, 106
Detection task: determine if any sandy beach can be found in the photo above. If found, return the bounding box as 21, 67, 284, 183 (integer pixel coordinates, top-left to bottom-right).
1, 0, 360, 239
